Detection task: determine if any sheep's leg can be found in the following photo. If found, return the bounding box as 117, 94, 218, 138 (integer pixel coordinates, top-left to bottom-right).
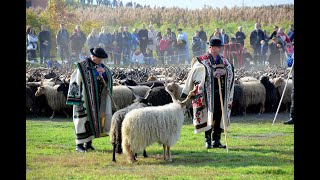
112, 143, 116, 162
62, 109, 70, 118
163, 144, 167, 160
167, 146, 172, 162
50, 110, 55, 119
143, 149, 148, 158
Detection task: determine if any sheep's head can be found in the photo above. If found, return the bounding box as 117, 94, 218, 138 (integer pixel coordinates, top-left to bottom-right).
273, 77, 284, 88
35, 86, 45, 97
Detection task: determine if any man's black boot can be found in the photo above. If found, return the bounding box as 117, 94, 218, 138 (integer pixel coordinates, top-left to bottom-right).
76, 143, 87, 153
283, 118, 294, 125
84, 140, 95, 151
212, 131, 226, 148
205, 130, 212, 149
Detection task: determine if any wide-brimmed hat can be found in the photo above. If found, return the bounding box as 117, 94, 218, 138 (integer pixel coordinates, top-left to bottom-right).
207, 38, 224, 47
90, 47, 108, 59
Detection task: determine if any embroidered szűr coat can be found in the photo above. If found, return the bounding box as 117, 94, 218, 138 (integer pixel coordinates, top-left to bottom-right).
182, 53, 235, 134
66, 58, 113, 144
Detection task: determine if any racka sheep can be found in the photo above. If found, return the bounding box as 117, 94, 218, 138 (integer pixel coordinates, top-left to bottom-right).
235, 79, 266, 115
231, 84, 245, 116
273, 77, 293, 112
110, 97, 149, 162
260, 75, 279, 113
111, 85, 150, 112
35, 83, 70, 118
121, 85, 193, 163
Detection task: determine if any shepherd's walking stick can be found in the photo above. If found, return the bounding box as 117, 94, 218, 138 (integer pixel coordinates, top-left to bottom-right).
217, 78, 229, 152
272, 61, 294, 125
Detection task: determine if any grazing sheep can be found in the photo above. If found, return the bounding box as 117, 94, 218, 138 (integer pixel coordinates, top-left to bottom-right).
35, 84, 70, 118
273, 77, 293, 112
110, 97, 149, 162
235, 79, 266, 115
260, 75, 279, 113
121, 85, 193, 163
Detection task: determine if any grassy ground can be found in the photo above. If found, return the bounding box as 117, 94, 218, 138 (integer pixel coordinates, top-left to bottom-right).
26, 112, 293, 179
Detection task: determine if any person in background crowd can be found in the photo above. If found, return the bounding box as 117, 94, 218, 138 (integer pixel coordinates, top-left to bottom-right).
249, 23, 265, 65
220, 29, 229, 45
242, 47, 253, 68
56, 22, 70, 61
259, 39, 268, 65
287, 24, 294, 43
137, 24, 149, 55
192, 30, 202, 57
131, 49, 145, 64
165, 28, 177, 64
159, 34, 169, 64
235, 26, 246, 47
66, 47, 113, 153
122, 26, 132, 65
177, 28, 190, 64
38, 25, 51, 64
198, 25, 208, 54
268, 36, 284, 66
131, 28, 139, 60
269, 26, 279, 40
27, 28, 38, 62
145, 48, 156, 65
87, 28, 99, 50
111, 41, 121, 65
147, 24, 158, 58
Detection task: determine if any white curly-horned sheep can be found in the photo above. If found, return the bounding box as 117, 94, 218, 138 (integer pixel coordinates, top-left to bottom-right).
35, 84, 70, 118
110, 98, 149, 162
121, 86, 193, 163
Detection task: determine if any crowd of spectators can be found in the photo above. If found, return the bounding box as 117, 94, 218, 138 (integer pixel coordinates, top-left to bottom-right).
26, 22, 294, 68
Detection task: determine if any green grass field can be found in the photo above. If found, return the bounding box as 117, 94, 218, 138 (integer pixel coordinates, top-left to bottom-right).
26, 113, 293, 179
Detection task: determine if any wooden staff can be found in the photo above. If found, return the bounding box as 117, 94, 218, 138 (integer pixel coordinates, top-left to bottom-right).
217, 77, 229, 152
272, 61, 294, 125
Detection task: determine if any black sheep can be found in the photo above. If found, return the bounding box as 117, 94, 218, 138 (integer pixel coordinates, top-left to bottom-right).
231, 84, 245, 116
260, 75, 279, 113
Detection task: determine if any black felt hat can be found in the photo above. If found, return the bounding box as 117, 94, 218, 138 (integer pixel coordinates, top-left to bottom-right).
207, 38, 224, 47
90, 47, 108, 59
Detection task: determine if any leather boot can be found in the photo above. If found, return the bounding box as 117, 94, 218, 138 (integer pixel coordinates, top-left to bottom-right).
283, 118, 294, 125
84, 140, 95, 151
212, 130, 226, 148
205, 130, 212, 149
76, 143, 87, 153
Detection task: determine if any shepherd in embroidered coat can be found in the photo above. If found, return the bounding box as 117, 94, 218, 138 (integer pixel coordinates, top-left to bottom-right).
181, 38, 235, 149
66, 47, 113, 152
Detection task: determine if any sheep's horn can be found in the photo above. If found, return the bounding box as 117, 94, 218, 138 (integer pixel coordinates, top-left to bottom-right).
181, 87, 196, 105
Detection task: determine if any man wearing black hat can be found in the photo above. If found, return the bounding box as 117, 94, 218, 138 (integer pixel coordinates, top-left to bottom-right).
181, 39, 235, 149
66, 47, 113, 152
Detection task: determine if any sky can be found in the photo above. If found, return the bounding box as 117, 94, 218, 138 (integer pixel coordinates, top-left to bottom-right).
119, 0, 294, 9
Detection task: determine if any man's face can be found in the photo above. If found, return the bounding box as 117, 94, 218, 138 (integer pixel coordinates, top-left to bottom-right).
91, 55, 103, 64
210, 46, 222, 54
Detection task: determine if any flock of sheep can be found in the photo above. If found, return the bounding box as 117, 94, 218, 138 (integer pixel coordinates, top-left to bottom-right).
26, 64, 293, 163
